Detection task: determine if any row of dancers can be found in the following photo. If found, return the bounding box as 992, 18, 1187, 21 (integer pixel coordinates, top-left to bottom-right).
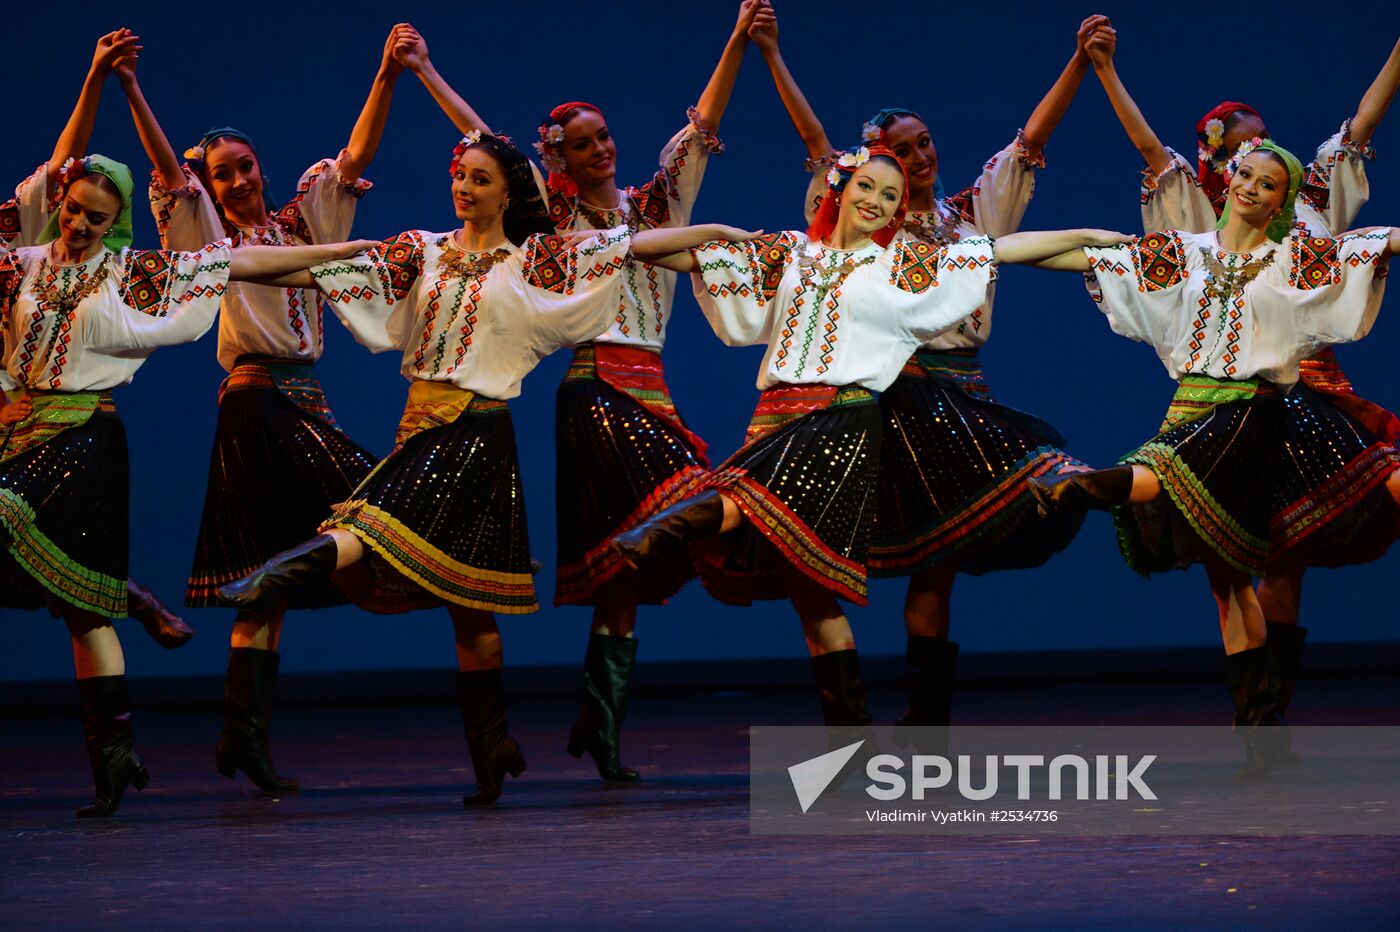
2, 7, 1398, 815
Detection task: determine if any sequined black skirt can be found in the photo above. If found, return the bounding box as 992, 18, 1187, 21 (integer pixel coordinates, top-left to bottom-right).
1117, 384, 1284, 577
186, 359, 376, 608
554, 368, 709, 607
325, 399, 537, 614
1266, 384, 1400, 570
0, 410, 128, 616
693, 386, 882, 606
868, 352, 1087, 577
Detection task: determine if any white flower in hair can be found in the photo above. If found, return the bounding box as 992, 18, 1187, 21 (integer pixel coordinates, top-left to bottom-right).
58, 157, 78, 180
1204, 118, 1226, 150
861, 122, 881, 143
460, 129, 483, 148
1197, 143, 1215, 166
546, 123, 565, 145
835, 146, 872, 170
182, 145, 206, 162
826, 167, 842, 188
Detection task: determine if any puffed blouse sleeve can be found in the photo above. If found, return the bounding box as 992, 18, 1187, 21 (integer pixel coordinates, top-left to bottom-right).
520, 227, 633, 349
1289, 229, 1390, 354
644, 108, 726, 228
1139, 147, 1218, 235
269, 153, 373, 246
310, 230, 427, 353
86, 243, 233, 355
885, 236, 1000, 341
1, 164, 53, 250
964, 130, 1043, 238
149, 164, 225, 251
690, 231, 804, 346
1083, 230, 1195, 349
1298, 120, 1375, 236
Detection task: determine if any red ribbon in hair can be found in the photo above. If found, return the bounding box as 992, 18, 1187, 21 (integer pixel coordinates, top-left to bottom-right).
540, 101, 605, 198
806, 144, 909, 249
1196, 100, 1262, 201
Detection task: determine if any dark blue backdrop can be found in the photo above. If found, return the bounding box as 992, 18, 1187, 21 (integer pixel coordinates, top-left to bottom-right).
4, 2, 1397, 680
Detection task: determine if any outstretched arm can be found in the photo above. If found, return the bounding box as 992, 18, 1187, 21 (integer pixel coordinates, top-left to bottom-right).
229, 240, 377, 285
393, 25, 491, 135
691, 0, 762, 132
750, 3, 831, 161
1086, 24, 1172, 176
339, 24, 411, 181
1349, 37, 1400, 148
115, 54, 184, 191
632, 224, 762, 271
49, 30, 143, 188
995, 229, 1133, 270
1021, 15, 1109, 158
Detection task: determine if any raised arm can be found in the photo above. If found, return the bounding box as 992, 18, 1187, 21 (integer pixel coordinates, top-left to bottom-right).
1086, 25, 1172, 176
995, 229, 1133, 270
1349, 37, 1400, 149
691, 0, 762, 132
115, 54, 184, 192
750, 3, 832, 161
229, 240, 377, 285
339, 24, 410, 181
393, 26, 491, 135
49, 31, 143, 187
632, 224, 762, 271
1021, 15, 1108, 158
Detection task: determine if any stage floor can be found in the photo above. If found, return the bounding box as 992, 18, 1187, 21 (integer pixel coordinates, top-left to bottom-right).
3, 677, 1397, 928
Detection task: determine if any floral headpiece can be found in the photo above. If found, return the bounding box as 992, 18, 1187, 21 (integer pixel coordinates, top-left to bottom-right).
535, 101, 604, 198
825, 146, 872, 191
1216, 137, 1304, 244
1194, 101, 1263, 199
450, 130, 485, 174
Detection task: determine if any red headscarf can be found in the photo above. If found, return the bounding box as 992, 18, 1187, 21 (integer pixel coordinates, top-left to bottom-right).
1196, 101, 1263, 202
536, 101, 604, 198
806, 144, 909, 248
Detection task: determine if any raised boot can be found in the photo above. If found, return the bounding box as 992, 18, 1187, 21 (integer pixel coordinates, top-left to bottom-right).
127, 578, 194, 649
1223, 646, 1286, 779
215, 648, 298, 792
216, 534, 338, 610
566, 634, 641, 782
893, 636, 959, 756
1266, 621, 1308, 763
610, 490, 725, 573
457, 669, 527, 806
75, 675, 150, 818
1027, 465, 1135, 516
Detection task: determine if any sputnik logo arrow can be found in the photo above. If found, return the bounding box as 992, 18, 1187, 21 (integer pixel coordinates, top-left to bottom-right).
787, 740, 865, 813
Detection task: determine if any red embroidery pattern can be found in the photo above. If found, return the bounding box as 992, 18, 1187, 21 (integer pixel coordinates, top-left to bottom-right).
889, 240, 941, 294
1132, 231, 1188, 293
1290, 236, 1342, 290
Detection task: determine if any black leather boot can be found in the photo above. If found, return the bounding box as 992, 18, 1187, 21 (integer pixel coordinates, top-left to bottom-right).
457, 669, 526, 807
610, 490, 725, 572
127, 578, 194, 649
1266, 621, 1308, 763
216, 534, 339, 610
1027, 466, 1135, 516
215, 648, 298, 792
810, 650, 877, 785
1223, 646, 1287, 779
75, 675, 150, 818
893, 636, 958, 756
567, 634, 641, 782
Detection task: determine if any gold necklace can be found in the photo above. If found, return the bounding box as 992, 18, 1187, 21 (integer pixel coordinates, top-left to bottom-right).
1199, 245, 1275, 305
438, 236, 512, 279
36, 254, 110, 316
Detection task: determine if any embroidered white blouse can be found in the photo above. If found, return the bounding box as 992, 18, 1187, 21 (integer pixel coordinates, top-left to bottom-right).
0, 242, 231, 392
544, 113, 723, 351
308, 228, 631, 399
690, 232, 997, 391
149, 153, 371, 371
1083, 228, 1389, 388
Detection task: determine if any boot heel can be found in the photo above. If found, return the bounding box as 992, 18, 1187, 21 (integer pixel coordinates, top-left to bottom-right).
132, 767, 151, 792
565, 722, 586, 759
215, 752, 237, 779
507, 749, 527, 779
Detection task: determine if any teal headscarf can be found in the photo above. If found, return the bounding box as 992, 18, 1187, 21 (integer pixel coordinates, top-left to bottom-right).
863, 107, 945, 200
1215, 138, 1304, 243
38, 154, 135, 251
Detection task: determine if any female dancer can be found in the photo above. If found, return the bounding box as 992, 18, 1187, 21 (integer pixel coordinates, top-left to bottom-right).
1027, 140, 1393, 773
613, 145, 1128, 732
1, 29, 194, 650
116, 27, 409, 791
1086, 25, 1400, 733
389, 7, 757, 782
749, 7, 1106, 739
0, 153, 372, 816
215, 131, 756, 805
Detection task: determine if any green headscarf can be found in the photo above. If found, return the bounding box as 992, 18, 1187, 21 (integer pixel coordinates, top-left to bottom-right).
38, 154, 135, 252
1214, 138, 1303, 243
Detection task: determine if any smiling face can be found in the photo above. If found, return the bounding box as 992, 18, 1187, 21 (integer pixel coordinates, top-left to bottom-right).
1227, 150, 1289, 226
880, 115, 938, 198
56, 176, 122, 256
557, 109, 617, 189
204, 138, 266, 222
452, 147, 509, 225
840, 157, 905, 235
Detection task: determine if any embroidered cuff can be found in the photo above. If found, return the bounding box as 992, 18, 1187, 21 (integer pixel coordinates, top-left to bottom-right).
1338, 118, 1377, 161
332, 150, 375, 197
1138, 150, 1193, 199
803, 151, 841, 174
685, 106, 725, 154
149, 164, 203, 201
1011, 129, 1047, 170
